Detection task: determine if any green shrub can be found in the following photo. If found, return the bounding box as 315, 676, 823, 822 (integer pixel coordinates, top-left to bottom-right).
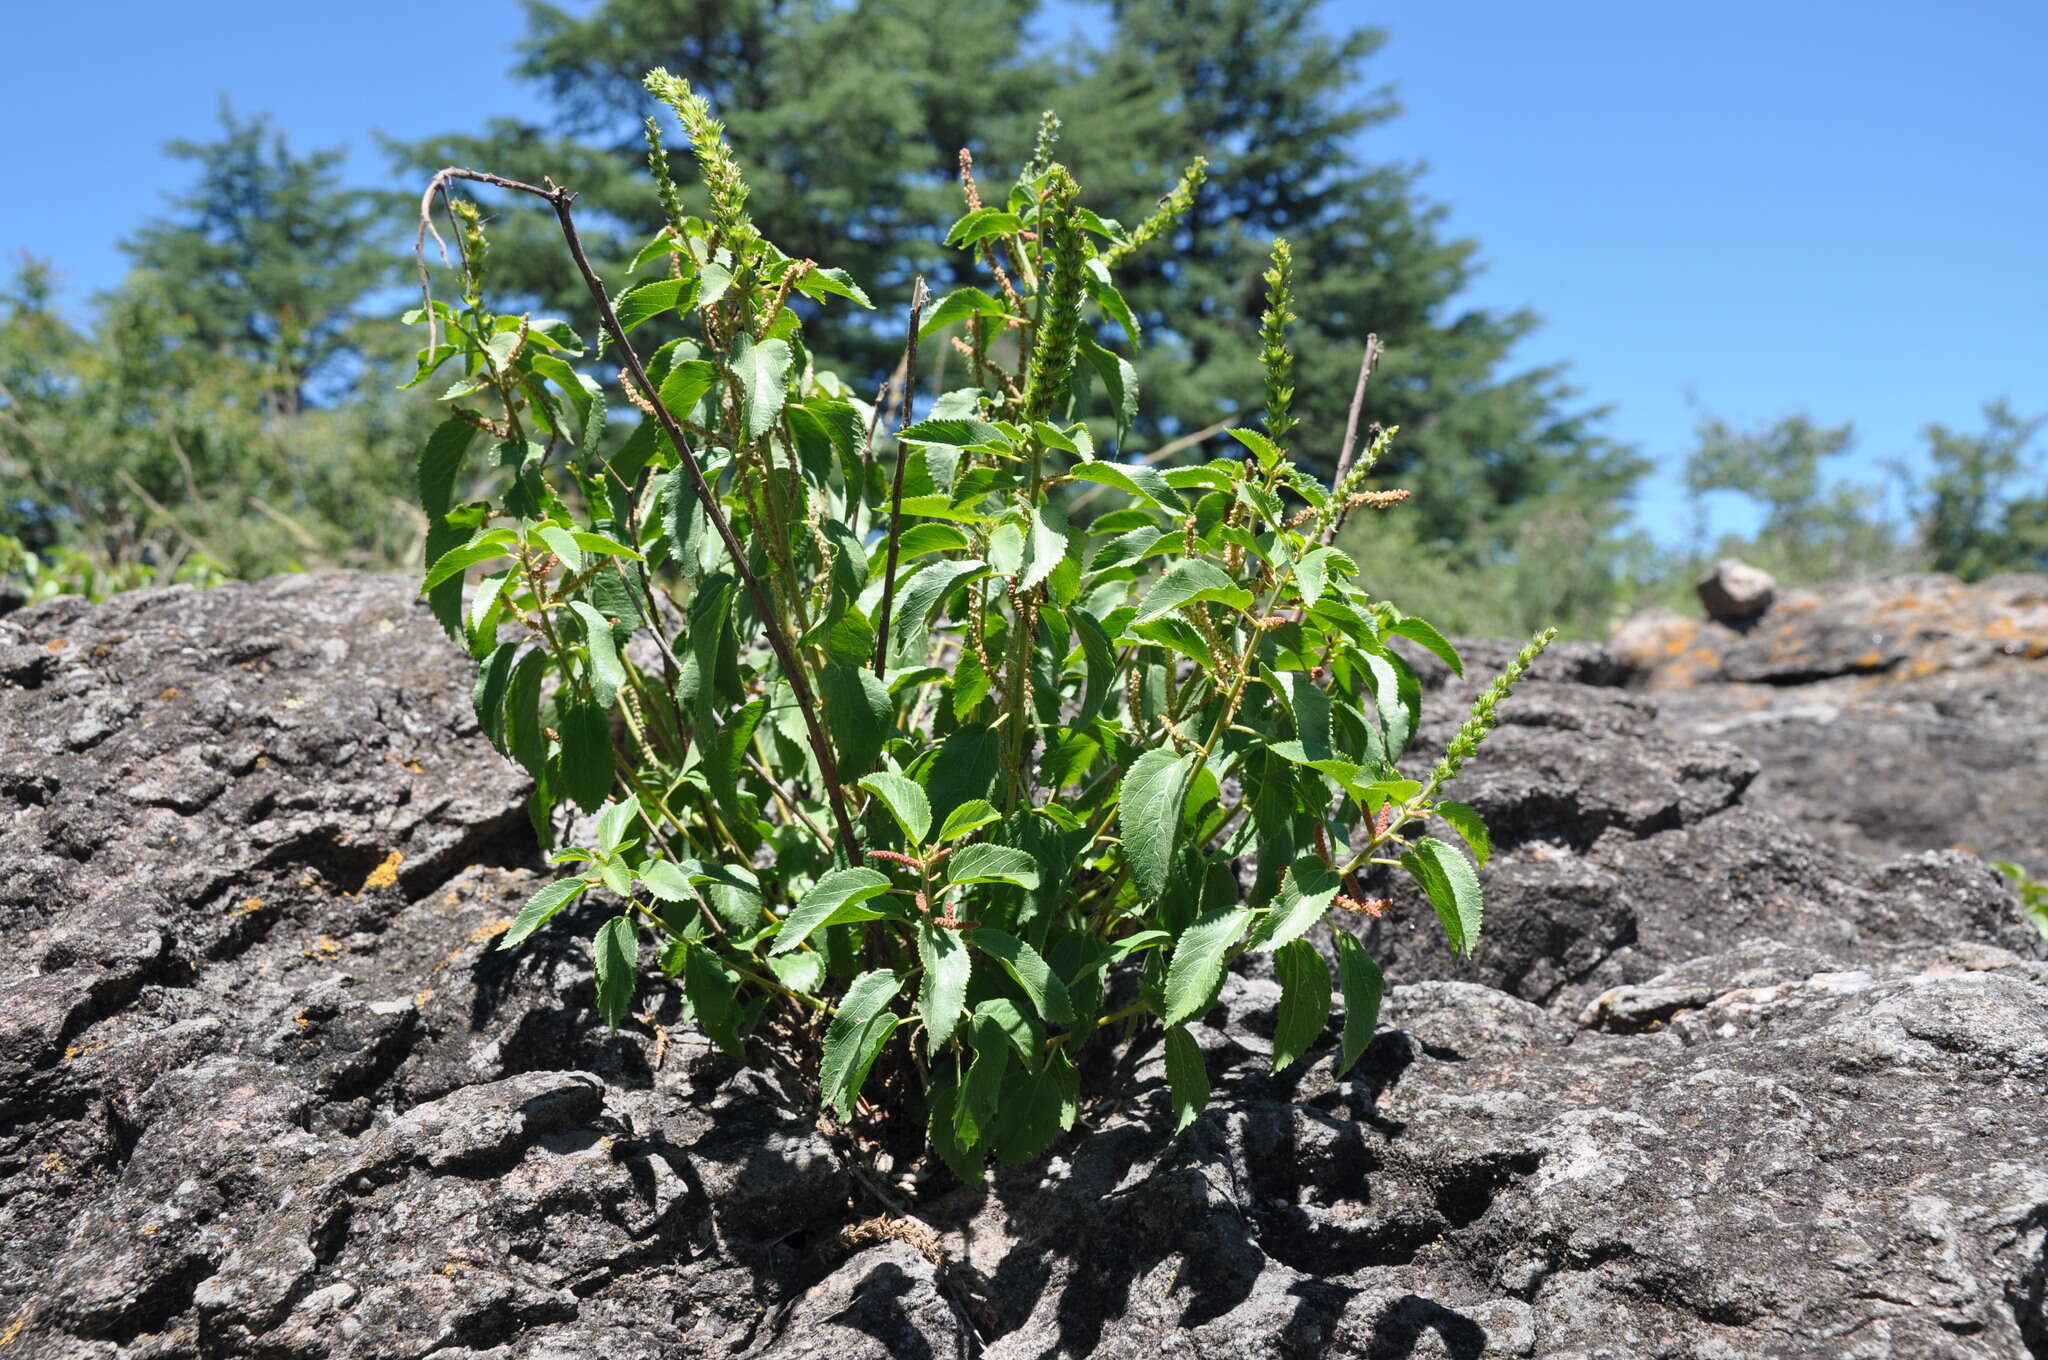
407, 77, 1550, 1176
0, 531, 227, 605
1991, 861, 2048, 941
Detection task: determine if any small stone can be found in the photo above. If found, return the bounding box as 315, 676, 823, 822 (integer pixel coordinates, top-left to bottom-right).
1696, 557, 1777, 621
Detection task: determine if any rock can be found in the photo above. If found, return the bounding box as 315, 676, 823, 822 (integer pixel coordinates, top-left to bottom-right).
2, 570, 2044, 1357
1603, 572, 2048, 870
1696, 557, 1776, 622
1614, 572, 2048, 689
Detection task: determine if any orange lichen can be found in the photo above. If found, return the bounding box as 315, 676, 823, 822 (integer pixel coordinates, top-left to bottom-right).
468, 917, 511, 946
361, 851, 404, 893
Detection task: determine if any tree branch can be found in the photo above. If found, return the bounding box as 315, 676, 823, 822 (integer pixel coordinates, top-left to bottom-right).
1322, 334, 1383, 546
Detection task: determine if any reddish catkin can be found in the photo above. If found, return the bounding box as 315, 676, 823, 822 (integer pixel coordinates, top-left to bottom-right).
958, 148, 983, 213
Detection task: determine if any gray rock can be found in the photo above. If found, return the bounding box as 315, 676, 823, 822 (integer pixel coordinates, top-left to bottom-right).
1, 571, 2044, 1358
1696, 557, 1776, 621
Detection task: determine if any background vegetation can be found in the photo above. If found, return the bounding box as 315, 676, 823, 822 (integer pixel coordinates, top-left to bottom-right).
4, 0, 2043, 630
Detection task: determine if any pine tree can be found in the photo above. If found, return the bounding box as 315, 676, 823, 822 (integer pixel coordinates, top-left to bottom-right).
123, 103, 389, 415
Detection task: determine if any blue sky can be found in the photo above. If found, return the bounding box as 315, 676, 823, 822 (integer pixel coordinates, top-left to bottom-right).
5, 1, 2042, 545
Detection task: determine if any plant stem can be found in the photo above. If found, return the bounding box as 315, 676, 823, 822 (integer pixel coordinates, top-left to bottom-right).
871, 277, 929, 677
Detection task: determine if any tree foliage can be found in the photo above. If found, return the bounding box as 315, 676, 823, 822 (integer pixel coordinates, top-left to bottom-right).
0, 111, 433, 582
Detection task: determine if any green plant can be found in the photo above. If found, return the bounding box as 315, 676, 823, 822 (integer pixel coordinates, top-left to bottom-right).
1990, 861, 2048, 941
0, 532, 227, 605
406, 74, 1550, 1177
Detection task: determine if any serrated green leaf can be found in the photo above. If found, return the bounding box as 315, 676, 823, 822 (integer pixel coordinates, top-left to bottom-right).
682, 942, 747, 1057
824, 666, 895, 776
916, 923, 973, 1053
1280, 671, 1333, 761
1336, 934, 1384, 1077
936, 799, 1000, 843
897, 416, 1007, 453
769, 949, 825, 996
1120, 749, 1194, 902
1066, 461, 1176, 514
636, 859, 693, 902
971, 929, 1073, 1026
657, 358, 719, 422
1226, 428, 1285, 469
918, 287, 1009, 340
819, 969, 903, 1115
890, 560, 989, 649
1389, 616, 1463, 677
928, 1074, 984, 1182
416, 416, 477, 521
627, 228, 681, 274
1083, 259, 1141, 348
1164, 1024, 1208, 1134
1250, 856, 1342, 953
1361, 649, 1422, 761
616, 277, 690, 332
1079, 335, 1138, 434
1163, 904, 1251, 1026
568, 531, 642, 561
1403, 836, 1484, 960
840, 1010, 904, 1117
731, 333, 793, 440
943, 843, 1040, 890
773, 868, 896, 954
885, 523, 971, 567
569, 601, 627, 708
593, 915, 639, 1030
699, 864, 765, 935
421, 531, 517, 592
859, 772, 932, 846
1435, 800, 1491, 865
1271, 938, 1332, 1072
1019, 503, 1070, 593
990, 1062, 1065, 1164
558, 698, 614, 813
792, 265, 873, 309
1134, 559, 1253, 623
471, 640, 521, 753
1295, 547, 1334, 609
945, 208, 1026, 248
536, 524, 585, 574
594, 797, 640, 855
1089, 526, 1166, 571
499, 878, 588, 950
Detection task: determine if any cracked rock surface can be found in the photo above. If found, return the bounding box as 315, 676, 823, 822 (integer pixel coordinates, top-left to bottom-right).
2, 572, 2044, 1358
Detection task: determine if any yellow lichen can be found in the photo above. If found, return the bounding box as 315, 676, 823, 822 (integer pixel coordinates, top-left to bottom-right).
361, 851, 404, 893
468, 917, 511, 945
